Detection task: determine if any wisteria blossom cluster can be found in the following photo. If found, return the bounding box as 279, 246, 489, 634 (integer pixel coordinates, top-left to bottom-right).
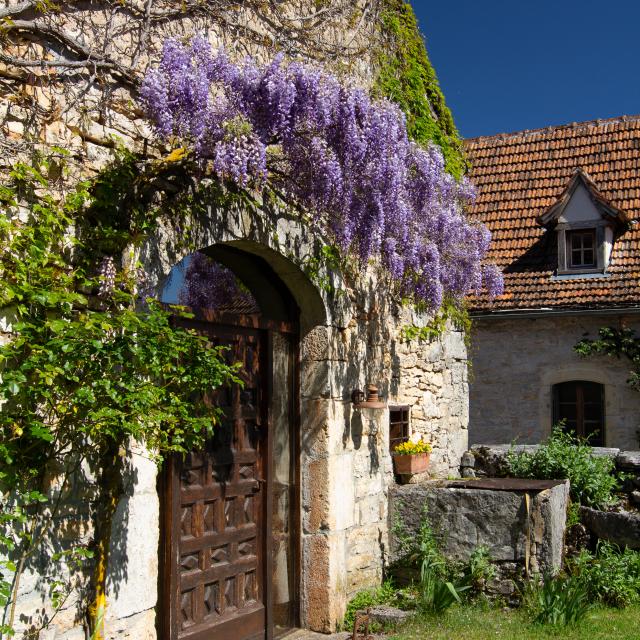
97, 256, 117, 298
179, 253, 258, 311
141, 37, 503, 308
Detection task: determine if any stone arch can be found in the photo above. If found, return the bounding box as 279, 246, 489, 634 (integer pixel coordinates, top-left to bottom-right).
538, 363, 621, 445
140, 194, 331, 338
202, 240, 327, 335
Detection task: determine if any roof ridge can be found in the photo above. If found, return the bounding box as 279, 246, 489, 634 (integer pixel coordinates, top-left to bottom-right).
465, 113, 640, 144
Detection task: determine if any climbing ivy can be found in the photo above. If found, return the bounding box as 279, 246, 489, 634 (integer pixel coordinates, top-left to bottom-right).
374, 1, 472, 336
0, 153, 240, 639
375, 0, 467, 179
401, 297, 471, 345
575, 327, 640, 391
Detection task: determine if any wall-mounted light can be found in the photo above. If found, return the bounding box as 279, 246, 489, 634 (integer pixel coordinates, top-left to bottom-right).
352, 384, 386, 409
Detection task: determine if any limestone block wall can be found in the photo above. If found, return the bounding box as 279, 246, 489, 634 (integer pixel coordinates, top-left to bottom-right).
1, 195, 470, 638
299, 316, 469, 630
0, 1, 470, 636
469, 313, 640, 449
1, 446, 157, 640
391, 327, 469, 474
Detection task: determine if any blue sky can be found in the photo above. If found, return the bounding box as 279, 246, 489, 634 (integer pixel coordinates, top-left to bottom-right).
411, 0, 640, 138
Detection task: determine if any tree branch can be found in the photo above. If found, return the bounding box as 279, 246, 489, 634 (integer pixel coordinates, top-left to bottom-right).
0, 0, 37, 20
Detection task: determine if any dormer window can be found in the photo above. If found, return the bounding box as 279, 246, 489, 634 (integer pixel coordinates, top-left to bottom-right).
537, 169, 629, 277
567, 229, 596, 268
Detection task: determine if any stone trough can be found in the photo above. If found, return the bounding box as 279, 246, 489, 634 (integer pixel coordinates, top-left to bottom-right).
390, 478, 569, 578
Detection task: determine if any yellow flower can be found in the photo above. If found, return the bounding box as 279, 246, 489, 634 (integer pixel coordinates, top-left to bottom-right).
393, 436, 432, 455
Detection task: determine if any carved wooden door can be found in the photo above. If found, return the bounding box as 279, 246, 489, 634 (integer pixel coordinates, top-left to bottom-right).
164, 322, 269, 640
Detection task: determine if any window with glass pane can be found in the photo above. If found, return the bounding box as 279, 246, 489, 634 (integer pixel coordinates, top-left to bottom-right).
389, 406, 410, 453
552, 380, 604, 446
567, 230, 596, 268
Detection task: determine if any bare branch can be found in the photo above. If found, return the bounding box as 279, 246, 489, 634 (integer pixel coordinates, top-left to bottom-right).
0, 0, 37, 19
0, 53, 115, 69
7, 19, 109, 61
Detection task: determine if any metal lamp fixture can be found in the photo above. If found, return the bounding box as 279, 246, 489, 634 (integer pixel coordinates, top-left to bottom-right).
351, 383, 386, 409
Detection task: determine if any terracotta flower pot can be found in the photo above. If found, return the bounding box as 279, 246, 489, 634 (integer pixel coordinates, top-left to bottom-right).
393, 451, 430, 475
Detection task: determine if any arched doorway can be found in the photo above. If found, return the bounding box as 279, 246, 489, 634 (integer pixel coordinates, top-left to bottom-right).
159, 246, 301, 640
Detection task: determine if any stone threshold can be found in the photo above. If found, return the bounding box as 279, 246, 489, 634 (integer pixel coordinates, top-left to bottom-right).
278, 629, 352, 640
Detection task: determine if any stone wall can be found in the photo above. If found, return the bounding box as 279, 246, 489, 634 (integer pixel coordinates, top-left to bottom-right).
0, 1, 470, 637
469, 313, 640, 449
2, 194, 470, 637
390, 479, 569, 587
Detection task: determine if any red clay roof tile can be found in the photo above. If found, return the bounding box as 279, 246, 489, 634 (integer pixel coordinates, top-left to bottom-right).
465, 115, 640, 312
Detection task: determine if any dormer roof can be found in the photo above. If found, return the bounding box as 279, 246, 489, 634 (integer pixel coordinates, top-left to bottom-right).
537, 168, 630, 227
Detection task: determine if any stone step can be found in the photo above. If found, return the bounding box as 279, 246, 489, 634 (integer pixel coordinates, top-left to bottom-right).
281, 629, 352, 640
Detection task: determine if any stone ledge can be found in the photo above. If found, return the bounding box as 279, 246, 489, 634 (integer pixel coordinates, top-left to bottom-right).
617, 451, 640, 471
580, 506, 640, 550
390, 479, 568, 574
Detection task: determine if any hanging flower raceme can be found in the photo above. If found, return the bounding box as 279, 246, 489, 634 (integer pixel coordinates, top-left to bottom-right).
141, 36, 503, 309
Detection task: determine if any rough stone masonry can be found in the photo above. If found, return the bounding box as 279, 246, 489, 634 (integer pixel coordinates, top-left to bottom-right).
0, 2, 471, 637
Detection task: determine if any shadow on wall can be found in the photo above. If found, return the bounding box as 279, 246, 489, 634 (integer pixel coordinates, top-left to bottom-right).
3, 452, 133, 638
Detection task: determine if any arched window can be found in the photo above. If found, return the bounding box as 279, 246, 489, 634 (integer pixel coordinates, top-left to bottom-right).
552, 380, 605, 446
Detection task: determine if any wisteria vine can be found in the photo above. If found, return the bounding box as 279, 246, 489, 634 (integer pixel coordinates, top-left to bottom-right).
141, 37, 503, 309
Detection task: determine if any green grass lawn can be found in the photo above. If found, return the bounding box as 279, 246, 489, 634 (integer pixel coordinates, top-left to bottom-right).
389, 604, 640, 640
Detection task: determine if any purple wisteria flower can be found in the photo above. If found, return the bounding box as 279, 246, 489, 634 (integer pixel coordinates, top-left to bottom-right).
179, 253, 258, 311
140, 37, 503, 309
97, 256, 116, 298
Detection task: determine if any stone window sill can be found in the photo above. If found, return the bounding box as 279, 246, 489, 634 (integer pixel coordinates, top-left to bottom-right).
552, 271, 609, 280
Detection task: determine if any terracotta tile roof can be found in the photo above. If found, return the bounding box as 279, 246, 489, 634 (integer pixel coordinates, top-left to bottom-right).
465, 115, 640, 312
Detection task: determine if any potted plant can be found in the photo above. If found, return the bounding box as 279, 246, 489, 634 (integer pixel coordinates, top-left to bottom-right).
392, 433, 432, 475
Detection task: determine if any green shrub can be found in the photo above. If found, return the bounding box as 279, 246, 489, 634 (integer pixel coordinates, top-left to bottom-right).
462, 546, 497, 595
393, 505, 498, 607
531, 574, 591, 626
342, 581, 397, 630
507, 427, 619, 507
391, 503, 447, 572
571, 542, 640, 608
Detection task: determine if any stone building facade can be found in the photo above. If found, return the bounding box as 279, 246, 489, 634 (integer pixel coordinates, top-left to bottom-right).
465, 117, 640, 449
470, 313, 640, 449
0, 2, 470, 638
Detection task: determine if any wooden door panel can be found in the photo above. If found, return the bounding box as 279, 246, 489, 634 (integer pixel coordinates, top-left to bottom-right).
167, 322, 268, 640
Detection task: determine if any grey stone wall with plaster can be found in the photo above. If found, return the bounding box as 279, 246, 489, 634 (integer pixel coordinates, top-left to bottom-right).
390, 479, 569, 584
0, 2, 470, 637
469, 313, 640, 449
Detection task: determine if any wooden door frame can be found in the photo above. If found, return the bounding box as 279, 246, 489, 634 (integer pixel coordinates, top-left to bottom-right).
158, 311, 301, 640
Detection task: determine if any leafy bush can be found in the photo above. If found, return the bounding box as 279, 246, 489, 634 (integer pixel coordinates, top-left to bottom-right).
531, 574, 591, 626
571, 542, 640, 608
342, 581, 397, 630
461, 546, 497, 595
393, 505, 498, 607
391, 503, 446, 571
507, 427, 619, 507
